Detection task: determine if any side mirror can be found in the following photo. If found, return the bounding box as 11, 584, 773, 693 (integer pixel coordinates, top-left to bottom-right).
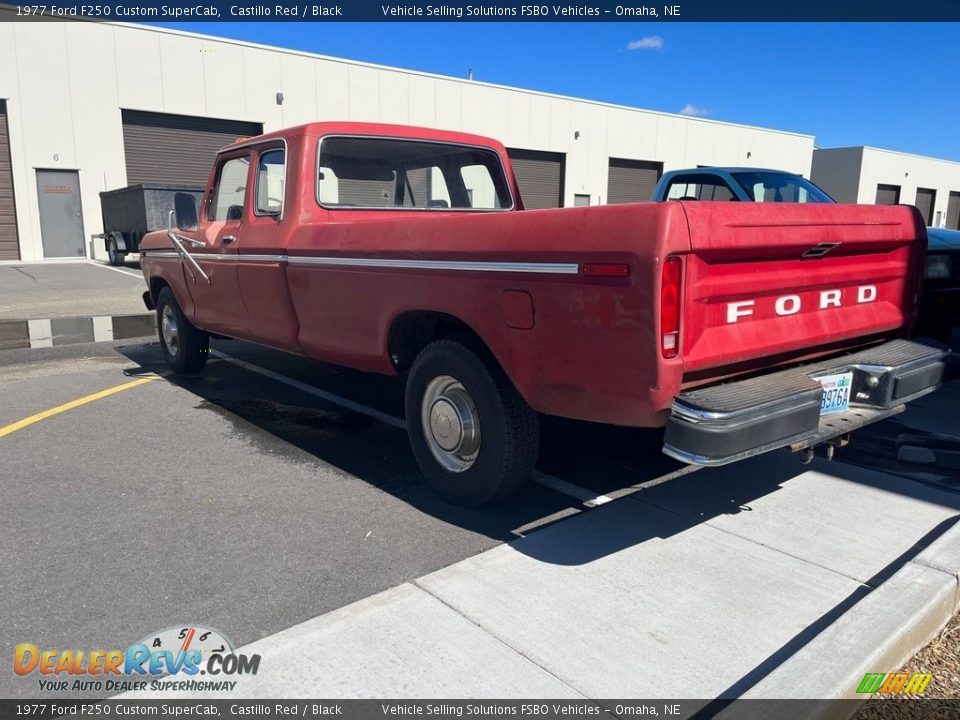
174, 193, 199, 231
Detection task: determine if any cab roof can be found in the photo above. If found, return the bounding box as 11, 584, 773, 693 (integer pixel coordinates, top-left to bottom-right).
220, 122, 508, 155
664, 167, 804, 175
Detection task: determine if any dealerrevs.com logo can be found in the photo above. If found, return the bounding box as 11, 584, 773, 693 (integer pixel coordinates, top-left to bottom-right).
14, 625, 260, 693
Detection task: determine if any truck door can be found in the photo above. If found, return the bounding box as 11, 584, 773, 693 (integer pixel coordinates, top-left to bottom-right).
189, 150, 252, 338
235, 142, 302, 352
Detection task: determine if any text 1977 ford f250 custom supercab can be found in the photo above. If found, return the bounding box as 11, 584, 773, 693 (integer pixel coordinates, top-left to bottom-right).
138, 122, 949, 506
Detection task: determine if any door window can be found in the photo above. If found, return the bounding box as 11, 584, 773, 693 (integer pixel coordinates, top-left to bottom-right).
208, 155, 250, 221
255, 149, 285, 215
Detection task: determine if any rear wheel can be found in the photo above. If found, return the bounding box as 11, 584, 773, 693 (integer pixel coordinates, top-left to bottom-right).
405, 338, 539, 506
156, 287, 209, 374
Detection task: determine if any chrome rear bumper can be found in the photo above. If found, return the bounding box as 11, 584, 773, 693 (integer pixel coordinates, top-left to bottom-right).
663, 339, 950, 466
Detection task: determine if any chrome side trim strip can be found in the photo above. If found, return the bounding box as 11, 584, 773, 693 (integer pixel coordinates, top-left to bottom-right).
144, 248, 579, 275
288, 256, 579, 274
143, 251, 241, 261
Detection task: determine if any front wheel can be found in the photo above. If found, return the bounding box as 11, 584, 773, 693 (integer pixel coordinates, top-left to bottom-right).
155, 287, 209, 374
405, 338, 539, 507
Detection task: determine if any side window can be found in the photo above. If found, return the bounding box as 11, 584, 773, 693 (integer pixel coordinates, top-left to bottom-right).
665, 176, 700, 200
665, 174, 735, 201
256, 149, 285, 215
460, 164, 500, 209
208, 155, 250, 221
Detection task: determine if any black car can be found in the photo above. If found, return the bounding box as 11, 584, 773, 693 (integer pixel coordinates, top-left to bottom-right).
917, 227, 960, 347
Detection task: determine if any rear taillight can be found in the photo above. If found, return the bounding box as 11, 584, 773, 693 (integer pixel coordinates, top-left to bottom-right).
660, 256, 682, 359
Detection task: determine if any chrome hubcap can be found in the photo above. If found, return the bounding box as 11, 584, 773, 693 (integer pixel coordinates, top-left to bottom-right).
421, 375, 480, 473
161, 305, 179, 357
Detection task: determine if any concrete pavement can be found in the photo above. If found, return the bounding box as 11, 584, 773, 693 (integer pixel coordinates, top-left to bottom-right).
0, 260, 146, 320
3, 335, 958, 703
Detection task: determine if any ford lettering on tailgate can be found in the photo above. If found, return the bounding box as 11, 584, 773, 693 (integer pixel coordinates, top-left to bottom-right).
727, 285, 877, 324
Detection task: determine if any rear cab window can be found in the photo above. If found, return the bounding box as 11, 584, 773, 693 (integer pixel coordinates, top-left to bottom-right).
317, 136, 513, 211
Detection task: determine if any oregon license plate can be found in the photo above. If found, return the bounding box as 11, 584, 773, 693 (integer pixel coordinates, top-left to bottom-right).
818, 372, 853, 415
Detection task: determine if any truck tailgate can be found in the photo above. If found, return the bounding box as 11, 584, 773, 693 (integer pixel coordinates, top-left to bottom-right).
678, 202, 925, 375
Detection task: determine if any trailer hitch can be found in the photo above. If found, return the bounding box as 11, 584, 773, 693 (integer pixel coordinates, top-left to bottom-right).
796, 433, 851, 464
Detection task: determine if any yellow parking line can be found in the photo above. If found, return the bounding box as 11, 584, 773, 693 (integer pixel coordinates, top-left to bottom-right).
0, 375, 161, 439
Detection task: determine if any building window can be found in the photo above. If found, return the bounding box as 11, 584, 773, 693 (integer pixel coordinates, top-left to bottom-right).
574, 194, 591, 207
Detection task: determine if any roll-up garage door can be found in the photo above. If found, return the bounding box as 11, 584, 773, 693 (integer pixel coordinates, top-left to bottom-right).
607, 158, 663, 204
946, 192, 960, 230
121, 110, 263, 186
914, 187, 936, 226
507, 149, 564, 209
875, 184, 901, 205
0, 100, 20, 261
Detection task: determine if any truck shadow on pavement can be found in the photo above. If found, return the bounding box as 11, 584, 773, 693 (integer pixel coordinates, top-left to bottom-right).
118, 340, 960, 565
117, 342, 581, 543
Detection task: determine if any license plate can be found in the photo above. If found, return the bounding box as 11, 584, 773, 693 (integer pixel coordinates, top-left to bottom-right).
818, 372, 853, 415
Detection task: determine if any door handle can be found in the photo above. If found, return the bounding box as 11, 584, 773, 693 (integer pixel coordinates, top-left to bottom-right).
222, 235, 237, 244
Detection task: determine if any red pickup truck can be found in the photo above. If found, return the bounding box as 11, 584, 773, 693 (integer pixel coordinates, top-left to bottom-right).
139, 122, 948, 506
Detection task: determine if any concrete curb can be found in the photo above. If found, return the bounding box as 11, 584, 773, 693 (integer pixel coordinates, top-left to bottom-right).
914, 518, 960, 600
728, 516, 960, 719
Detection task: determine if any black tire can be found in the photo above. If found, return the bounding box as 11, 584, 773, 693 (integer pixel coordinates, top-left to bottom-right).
107, 236, 125, 266
405, 338, 539, 507
155, 287, 209, 374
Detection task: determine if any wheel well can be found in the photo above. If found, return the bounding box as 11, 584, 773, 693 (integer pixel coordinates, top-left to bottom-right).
150, 277, 170, 303
388, 312, 487, 371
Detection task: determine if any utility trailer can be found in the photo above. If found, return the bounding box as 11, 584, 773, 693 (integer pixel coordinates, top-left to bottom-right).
97, 184, 204, 266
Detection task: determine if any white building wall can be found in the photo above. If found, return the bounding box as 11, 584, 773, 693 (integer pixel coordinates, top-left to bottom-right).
813, 147, 960, 227
0, 20, 815, 262
858, 148, 960, 228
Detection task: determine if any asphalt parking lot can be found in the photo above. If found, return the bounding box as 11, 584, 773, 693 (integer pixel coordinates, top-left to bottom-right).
2, 316, 960, 701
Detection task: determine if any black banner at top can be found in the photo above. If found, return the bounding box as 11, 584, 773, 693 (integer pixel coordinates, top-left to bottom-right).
2, 0, 960, 21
